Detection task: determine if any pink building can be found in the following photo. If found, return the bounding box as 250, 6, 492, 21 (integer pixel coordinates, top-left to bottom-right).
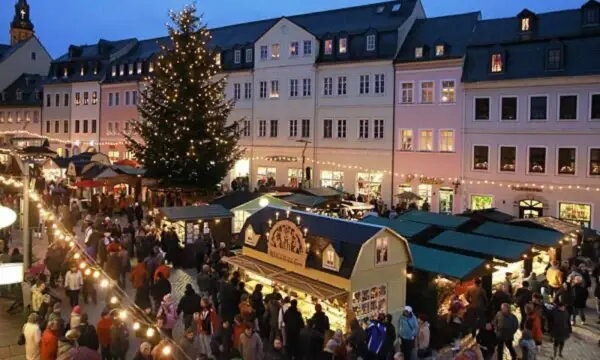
393, 13, 480, 213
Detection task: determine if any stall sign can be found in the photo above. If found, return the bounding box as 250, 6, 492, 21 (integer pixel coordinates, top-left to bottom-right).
245, 224, 260, 247
268, 220, 308, 267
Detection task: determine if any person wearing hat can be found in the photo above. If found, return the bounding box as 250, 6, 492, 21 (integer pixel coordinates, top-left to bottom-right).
57, 329, 80, 358
69, 305, 82, 330
179, 327, 200, 359
397, 306, 418, 360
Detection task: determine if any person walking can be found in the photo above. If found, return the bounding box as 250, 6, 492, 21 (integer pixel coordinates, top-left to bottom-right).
64, 265, 83, 307
97, 309, 113, 360
177, 284, 202, 329
572, 276, 589, 325
179, 327, 200, 360
133, 342, 153, 360
551, 303, 571, 359
197, 264, 212, 298
211, 319, 234, 360
416, 314, 431, 359
283, 299, 305, 359
547, 260, 563, 296
475, 323, 497, 360
266, 337, 289, 360
41, 319, 59, 360
24, 313, 42, 360
157, 294, 178, 339
554, 282, 574, 324
198, 297, 220, 356
130, 260, 151, 310
365, 314, 387, 359
524, 304, 543, 346
239, 323, 264, 360
77, 313, 99, 351
515, 281, 533, 330
465, 278, 488, 336
298, 319, 324, 360
494, 303, 519, 360
519, 330, 537, 360
397, 306, 418, 360
110, 317, 129, 360
151, 272, 171, 313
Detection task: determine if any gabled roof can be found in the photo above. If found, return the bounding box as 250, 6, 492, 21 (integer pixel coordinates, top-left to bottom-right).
211, 19, 278, 49
397, 211, 471, 229
429, 231, 532, 262
473, 222, 563, 247
160, 205, 233, 221
360, 216, 431, 239
409, 243, 485, 280
396, 12, 480, 62
510, 216, 580, 235
283, 193, 328, 207
0, 36, 33, 63
210, 191, 262, 210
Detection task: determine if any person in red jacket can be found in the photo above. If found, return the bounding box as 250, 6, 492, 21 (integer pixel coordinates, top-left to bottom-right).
96, 308, 114, 360
41, 320, 59, 360
154, 261, 170, 281
524, 303, 543, 346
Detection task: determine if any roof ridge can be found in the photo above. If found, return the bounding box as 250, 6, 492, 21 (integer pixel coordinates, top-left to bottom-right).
287, 0, 402, 20
416, 11, 480, 21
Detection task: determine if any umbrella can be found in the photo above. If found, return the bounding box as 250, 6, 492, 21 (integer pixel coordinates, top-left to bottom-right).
114, 159, 139, 167
72, 180, 104, 188
396, 191, 422, 201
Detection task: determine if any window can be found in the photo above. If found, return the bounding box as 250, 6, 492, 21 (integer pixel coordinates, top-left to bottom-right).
590, 148, 600, 176
439, 188, 454, 215
339, 38, 347, 54
132, 91, 137, 105
557, 148, 576, 175
24, 111, 30, 122
528, 147, 547, 174
45, 121, 50, 133
137, 62, 142, 74
499, 146, 516, 172
302, 78, 311, 97
289, 41, 299, 56
258, 120, 266, 137
415, 47, 423, 58
55, 93, 60, 107
584, 7, 599, 25
323, 77, 333, 96
63, 120, 68, 133
289, 79, 298, 97
441, 80, 455, 103
109, 93, 114, 106
108, 122, 113, 134
559, 203, 592, 228
6, 112, 12, 123
260, 45, 268, 60
269, 120, 278, 137
473, 146, 489, 170
366, 34, 376, 51
359, 119, 369, 139
128, 63, 134, 75
64, 93, 69, 107
303, 40, 312, 56
301, 119, 310, 138
529, 96, 548, 120
46, 94, 51, 107
419, 130, 433, 151
83, 92, 89, 105
233, 83, 241, 100
559, 95, 577, 120
324, 40, 333, 55
418, 184, 432, 207
591, 94, 600, 120
359, 75, 370, 95
323, 119, 333, 138
271, 44, 280, 59
287, 168, 303, 188
439, 130, 454, 152
400, 83, 413, 104
337, 76, 347, 96
501, 97, 518, 120
244, 82, 252, 100
234, 50, 241, 64
323, 249, 336, 270
114, 122, 120, 134
243, 120, 251, 137
374, 119, 384, 139
435, 45, 444, 56
289, 119, 298, 138
245, 48, 253, 63
75, 120, 80, 133
399, 130, 413, 151
547, 49, 561, 70
321, 170, 344, 190
111, 65, 117, 76
374, 74, 385, 94
0, 112, 4, 123
108, 151, 120, 162
119, 64, 124, 76
375, 238, 388, 265
115, 92, 120, 106
420, 81, 434, 104
270, 80, 279, 98
91, 119, 97, 133
521, 17, 530, 31
392, 3, 401, 11
337, 119, 346, 138
474, 97, 490, 120
15, 112, 22, 123
83, 119, 89, 133
471, 195, 493, 211
31, 52, 36, 60
125, 91, 130, 105
491, 53, 503, 73
259, 81, 267, 99
74, 92, 81, 106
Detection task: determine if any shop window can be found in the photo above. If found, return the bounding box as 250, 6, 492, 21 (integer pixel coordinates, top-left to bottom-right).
108, 151, 120, 161
398, 184, 412, 194
559, 202, 592, 228
557, 148, 576, 175
529, 96, 548, 121
473, 145, 489, 170
528, 147, 546, 174
287, 168, 302, 188
356, 172, 383, 199
589, 148, 600, 176
558, 95, 578, 120
519, 199, 544, 219
474, 98, 490, 120
418, 184, 432, 208
471, 195, 493, 211
501, 97, 518, 120
323, 248, 336, 270
399, 129, 413, 151
257, 167, 276, 187
321, 170, 344, 190
351, 285, 387, 324
438, 188, 454, 215
499, 146, 516, 172
375, 238, 388, 265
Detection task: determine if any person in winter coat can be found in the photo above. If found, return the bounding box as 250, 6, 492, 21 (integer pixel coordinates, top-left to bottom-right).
239, 293, 254, 323
198, 297, 220, 356
465, 278, 489, 336
519, 330, 537, 360
546, 260, 563, 296
475, 323, 497, 360
251, 284, 266, 326
56, 329, 78, 359
24, 313, 42, 360
554, 282, 574, 321
197, 265, 212, 298
32, 280, 46, 313
179, 327, 200, 360
551, 303, 571, 359
77, 313, 99, 351
515, 281, 533, 330
494, 303, 518, 360
491, 284, 512, 315
69, 306, 81, 331
283, 299, 305, 358
154, 261, 170, 281
348, 318, 368, 358
96, 309, 113, 360
178, 284, 202, 329
398, 306, 418, 360
232, 315, 245, 354
64, 265, 83, 307
134, 203, 144, 226
416, 314, 431, 358
382, 314, 397, 359
211, 319, 234, 360
310, 303, 330, 337
152, 272, 171, 312
266, 294, 283, 342
132, 342, 153, 360
524, 304, 543, 346
239, 324, 264, 360
118, 246, 131, 289
41, 320, 59, 360
110, 317, 129, 360
157, 294, 177, 339
572, 276, 589, 325
266, 337, 289, 360
298, 319, 324, 360
365, 315, 387, 357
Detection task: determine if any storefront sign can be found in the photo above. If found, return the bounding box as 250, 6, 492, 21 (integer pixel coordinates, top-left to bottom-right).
244, 224, 260, 247
268, 220, 308, 267
511, 186, 542, 192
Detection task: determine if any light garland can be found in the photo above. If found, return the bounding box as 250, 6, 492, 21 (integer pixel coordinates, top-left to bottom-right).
0, 130, 127, 146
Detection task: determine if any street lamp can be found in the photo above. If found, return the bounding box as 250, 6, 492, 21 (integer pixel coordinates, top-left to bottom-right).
296, 140, 312, 189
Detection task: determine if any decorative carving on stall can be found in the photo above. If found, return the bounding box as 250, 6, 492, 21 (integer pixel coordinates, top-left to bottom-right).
268, 220, 308, 267
244, 224, 260, 247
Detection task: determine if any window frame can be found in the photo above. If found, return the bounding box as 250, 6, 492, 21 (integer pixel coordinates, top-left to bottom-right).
258, 120, 267, 137
269, 119, 278, 138
398, 129, 413, 151
527, 146, 548, 175
289, 79, 299, 98
399, 81, 414, 104
472, 144, 490, 171
259, 81, 267, 99
338, 38, 348, 54
244, 82, 252, 100
359, 74, 371, 95
324, 40, 333, 55
588, 147, 600, 177
289, 41, 299, 57
373, 119, 384, 140
500, 96, 519, 121
301, 119, 311, 138
557, 94, 578, 121
440, 79, 456, 104
473, 96, 491, 121
556, 146, 578, 176
233, 83, 241, 100
419, 80, 435, 104
528, 94, 549, 122
438, 129, 455, 153
260, 45, 268, 60
303, 40, 312, 56
323, 119, 333, 139
366, 34, 376, 51
374, 73, 385, 95
269, 80, 280, 99
418, 128, 434, 152
323, 76, 333, 97
415, 47, 423, 59
336, 119, 347, 139
490, 52, 504, 73
336, 76, 347, 96
358, 119, 370, 140
435, 45, 445, 57
302, 78, 312, 97
589, 93, 600, 121
234, 50, 241, 64
470, 195, 495, 211
289, 119, 298, 138
245, 48, 253, 63
498, 145, 518, 173
271, 44, 280, 59
546, 48, 562, 70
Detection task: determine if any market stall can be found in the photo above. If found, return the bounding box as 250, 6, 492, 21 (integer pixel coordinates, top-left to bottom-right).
226, 206, 412, 329
158, 205, 233, 248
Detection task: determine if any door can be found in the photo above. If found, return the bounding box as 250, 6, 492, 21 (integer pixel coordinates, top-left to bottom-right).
518, 199, 544, 218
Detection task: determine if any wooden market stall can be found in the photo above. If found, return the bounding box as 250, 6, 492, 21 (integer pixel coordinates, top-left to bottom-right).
225, 206, 412, 329
158, 205, 233, 248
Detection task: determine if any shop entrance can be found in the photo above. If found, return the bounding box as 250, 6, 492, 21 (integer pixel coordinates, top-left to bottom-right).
518, 199, 544, 218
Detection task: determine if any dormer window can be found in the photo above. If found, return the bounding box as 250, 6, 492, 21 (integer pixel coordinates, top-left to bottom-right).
80, 65, 85, 76
234, 50, 241, 64
149, 62, 155, 73
435, 45, 445, 56
16, 89, 22, 101
584, 7, 599, 25
119, 64, 124, 76
339, 38, 347, 54
375, 238, 389, 265
63, 67, 68, 78
491, 53, 503, 73
324, 40, 333, 55
415, 47, 423, 58
111, 65, 117, 76
547, 48, 562, 70
137, 62, 142, 74
521, 17, 531, 31
245, 48, 253, 63
376, 6, 385, 14
128, 63, 134, 75
93, 64, 98, 75
366, 34, 376, 51
392, 3, 401, 12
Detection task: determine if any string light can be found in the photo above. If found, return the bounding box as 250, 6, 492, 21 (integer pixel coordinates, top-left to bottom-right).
146, 328, 155, 338
110, 296, 118, 304
133, 322, 140, 330
100, 279, 109, 288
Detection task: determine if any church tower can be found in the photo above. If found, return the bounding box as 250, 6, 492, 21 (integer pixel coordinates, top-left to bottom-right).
10, 0, 34, 46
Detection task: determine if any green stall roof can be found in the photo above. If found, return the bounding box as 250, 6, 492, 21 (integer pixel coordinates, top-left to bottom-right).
360, 216, 431, 239
398, 211, 471, 229
231, 194, 292, 212
429, 231, 532, 262
474, 222, 562, 247
409, 243, 486, 280
283, 193, 328, 207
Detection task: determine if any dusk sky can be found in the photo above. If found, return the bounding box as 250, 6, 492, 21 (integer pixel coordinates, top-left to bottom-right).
0, 0, 589, 58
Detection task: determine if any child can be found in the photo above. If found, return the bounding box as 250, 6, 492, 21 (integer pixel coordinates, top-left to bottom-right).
519, 330, 537, 360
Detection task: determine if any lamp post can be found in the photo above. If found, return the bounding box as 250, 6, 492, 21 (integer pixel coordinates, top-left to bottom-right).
296, 140, 312, 189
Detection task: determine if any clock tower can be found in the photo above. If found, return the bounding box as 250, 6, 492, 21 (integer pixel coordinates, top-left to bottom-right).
10, 0, 34, 46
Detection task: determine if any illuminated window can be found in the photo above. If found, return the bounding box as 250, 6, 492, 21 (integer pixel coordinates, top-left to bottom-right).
7, 112, 13, 123
63, 67, 68, 77
74, 92, 81, 106
83, 91, 89, 105
270, 80, 279, 99
420, 81, 434, 103
399, 129, 412, 150
108, 151, 120, 161
491, 53, 503, 73
16, 112, 22, 123
375, 238, 388, 264
415, 47, 423, 58
112, 65, 116, 76
339, 38, 347, 54
521, 17, 530, 31
441, 80, 455, 103
589, 148, 600, 176
92, 91, 98, 105
271, 44, 280, 59
321, 170, 344, 190
137, 62, 142, 74
400, 83, 413, 104
473, 145, 489, 170
557, 147, 576, 175
289, 41, 299, 56
149, 62, 155, 72
25, 111, 30, 122
439, 130, 454, 152
80, 65, 84, 76
128, 63, 133, 75
435, 45, 444, 56
287, 168, 303, 188
499, 146, 516, 172
471, 195, 493, 211
528, 147, 546, 174
119, 64, 124, 76
559, 202, 592, 228
419, 130, 433, 151
324, 40, 333, 55
323, 249, 336, 270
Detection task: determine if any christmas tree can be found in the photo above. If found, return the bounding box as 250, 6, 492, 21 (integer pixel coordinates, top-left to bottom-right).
126, 4, 242, 190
